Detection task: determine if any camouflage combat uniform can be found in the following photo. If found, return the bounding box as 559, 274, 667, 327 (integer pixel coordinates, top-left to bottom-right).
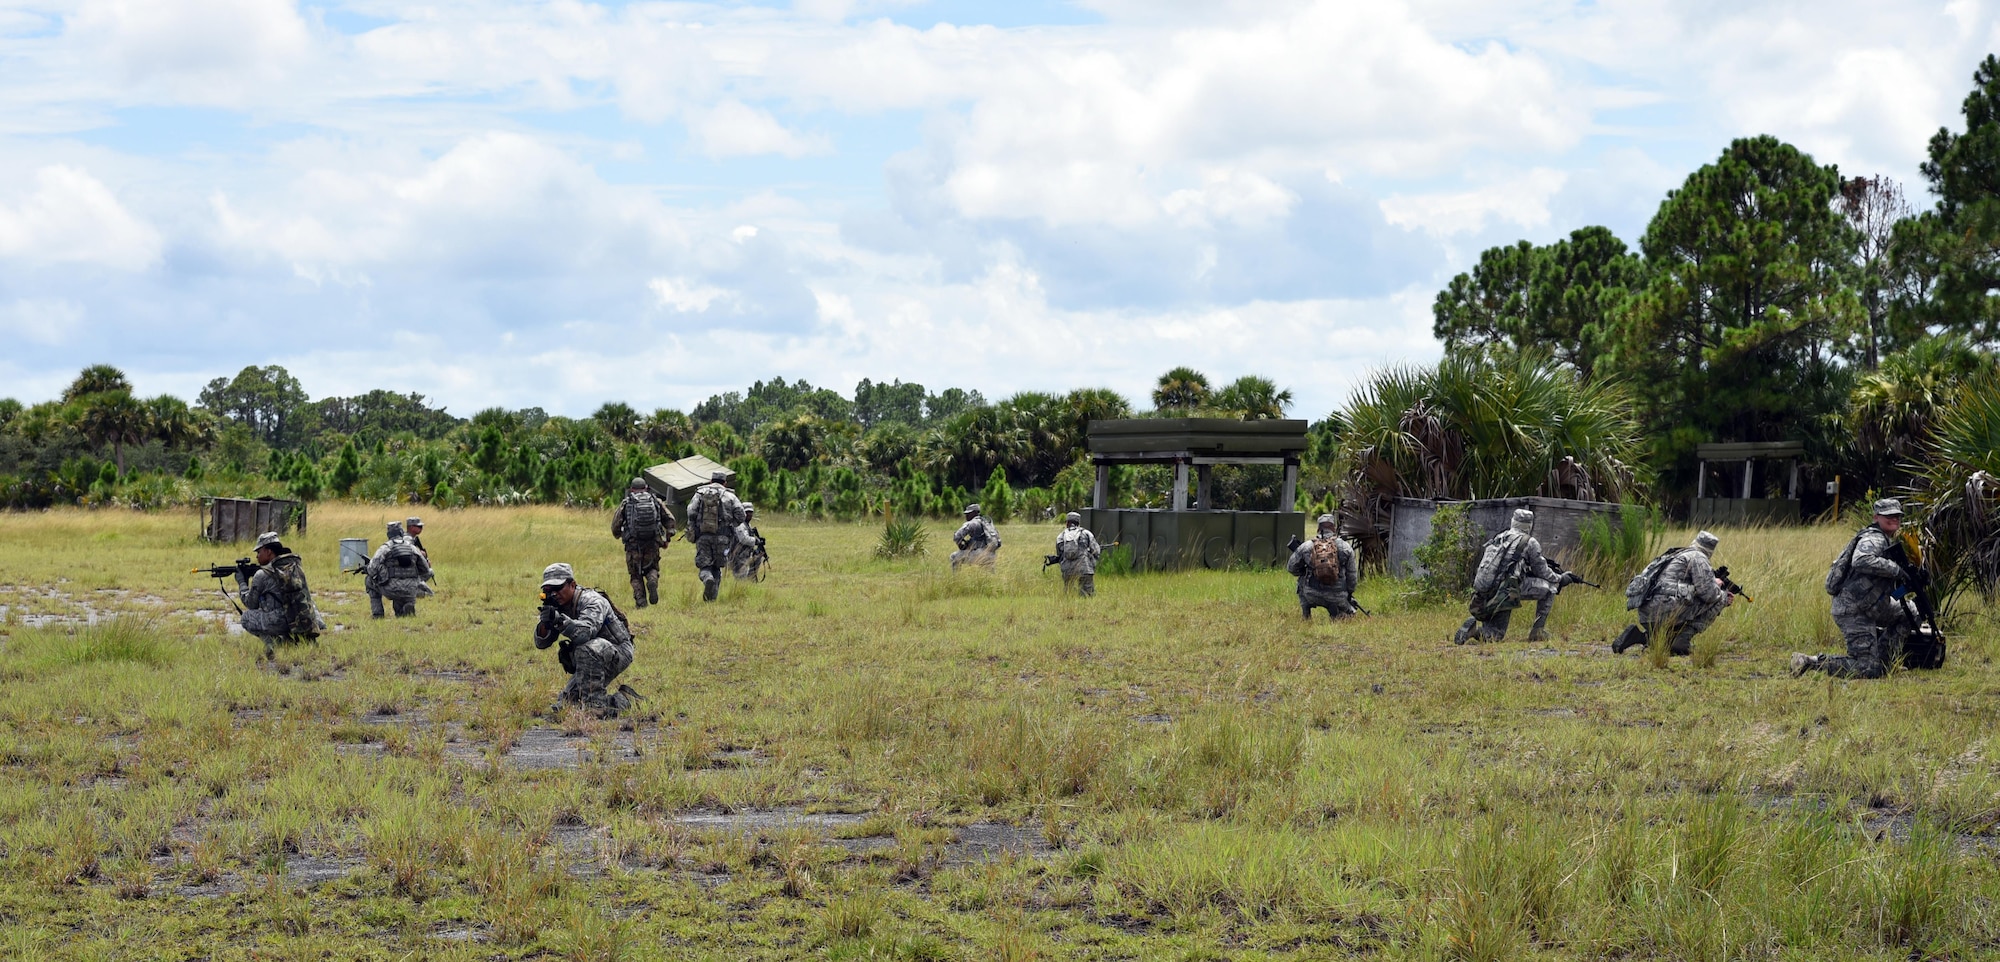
951, 514, 1001, 570
729, 514, 765, 580
534, 582, 635, 715
1287, 527, 1358, 620
1813, 525, 1912, 679
237, 552, 323, 659
686, 480, 746, 602
366, 523, 433, 617
1631, 543, 1726, 656
1455, 515, 1559, 645
1055, 515, 1101, 596
612, 487, 675, 607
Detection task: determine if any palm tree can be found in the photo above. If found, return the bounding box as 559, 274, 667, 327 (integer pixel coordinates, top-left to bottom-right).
592, 402, 641, 443
1151, 367, 1211, 413
62, 364, 131, 403
71, 389, 153, 477
1212, 375, 1294, 420
146, 395, 215, 450
1847, 335, 1995, 487
1909, 378, 2000, 616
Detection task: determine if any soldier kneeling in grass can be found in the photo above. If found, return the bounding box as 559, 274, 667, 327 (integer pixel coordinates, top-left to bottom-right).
237, 530, 325, 660
534, 563, 638, 717
1455, 508, 1580, 645
1286, 514, 1357, 619
1614, 530, 1731, 656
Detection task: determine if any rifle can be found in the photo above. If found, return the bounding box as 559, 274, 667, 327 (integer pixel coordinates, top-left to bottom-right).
1042, 554, 1062, 572
1714, 565, 1753, 603
536, 587, 575, 674
1547, 560, 1600, 593
191, 558, 256, 614
1349, 600, 1372, 617
1884, 537, 1946, 667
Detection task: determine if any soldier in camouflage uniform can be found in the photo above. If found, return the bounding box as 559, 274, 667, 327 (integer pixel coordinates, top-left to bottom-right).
236, 531, 325, 660
1454, 508, 1578, 645
534, 562, 636, 716
611, 477, 675, 607
729, 503, 766, 580
950, 503, 1001, 570
1286, 514, 1359, 619
685, 471, 745, 602
1054, 511, 1102, 596
404, 517, 429, 560
1614, 531, 1730, 656
365, 521, 434, 617
1793, 499, 1919, 679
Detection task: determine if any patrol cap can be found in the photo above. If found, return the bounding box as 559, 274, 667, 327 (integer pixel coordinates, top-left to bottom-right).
1512, 508, 1536, 525
1873, 498, 1904, 517
742, 502, 756, 513
1693, 530, 1719, 552
255, 531, 285, 552
540, 562, 574, 587
711, 470, 729, 482
1316, 513, 1336, 527
963, 503, 980, 516
405, 516, 423, 528
630, 477, 647, 489
386, 521, 404, 539
1065, 511, 1082, 524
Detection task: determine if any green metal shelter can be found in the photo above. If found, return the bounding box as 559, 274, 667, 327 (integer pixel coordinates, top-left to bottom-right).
1081, 418, 1309, 571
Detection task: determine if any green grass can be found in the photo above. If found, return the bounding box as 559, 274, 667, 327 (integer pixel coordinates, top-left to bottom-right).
0, 504, 1996, 959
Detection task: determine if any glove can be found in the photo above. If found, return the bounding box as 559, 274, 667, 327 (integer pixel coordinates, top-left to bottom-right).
1285, 535, 1303, 553
1561, 572, 1581, 586
233, 570, 250, 588
1904, 566, 1930, 590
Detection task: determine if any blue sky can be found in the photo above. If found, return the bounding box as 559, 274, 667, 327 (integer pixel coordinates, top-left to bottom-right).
0, 0, 1994, 420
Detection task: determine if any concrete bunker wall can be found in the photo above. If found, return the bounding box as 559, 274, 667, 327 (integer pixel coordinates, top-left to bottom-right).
1385, 496, 1623, 577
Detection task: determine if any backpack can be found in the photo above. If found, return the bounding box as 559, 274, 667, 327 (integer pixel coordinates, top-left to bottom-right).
1309, 538, 1345, 586
1469, 537, 1528, 620
624, 493, 662, 541
1625, 549, 1681, 611
1057, 528, 1086, 561
1825, 528, 1868, 595
696, 487, 728, 536
274, 557, 319, 638
982, 518, 1002, 550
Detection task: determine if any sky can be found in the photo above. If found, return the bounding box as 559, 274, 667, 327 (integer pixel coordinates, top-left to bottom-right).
0, 0, 1995, 421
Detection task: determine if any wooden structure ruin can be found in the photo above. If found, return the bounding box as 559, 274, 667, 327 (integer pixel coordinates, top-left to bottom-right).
1690, 441, 1803, 526
1080, 418, 1308, 571
200, 496, 307, 543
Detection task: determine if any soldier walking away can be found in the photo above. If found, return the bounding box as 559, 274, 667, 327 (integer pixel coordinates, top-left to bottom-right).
365, 521, 434, 617
1286, 514, 1359, 620
951, 503, 1002, 570
729, 503, 767, 580
1614, 531, 1731, 656
404, 516, 429, 560
685, 471, 745, 602
237, 531, 325, 660
534, 563, 638, 717
611, 477, 676, 607
1054, 511, 1102, 596
1793, 498, 1921, 679
1454, 508, 1580, 644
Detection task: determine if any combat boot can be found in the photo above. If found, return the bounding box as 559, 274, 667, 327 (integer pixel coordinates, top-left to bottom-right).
632, 584, 647, 609
1453, 618, 1477, 646
1611, 624, 1647, 654
646, 576, 659, 606
703, 580, 719, 602
1789, 652, 1818, 677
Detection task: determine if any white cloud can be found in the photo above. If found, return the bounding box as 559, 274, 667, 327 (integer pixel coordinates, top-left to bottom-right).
0, 297, 86, 346
0, 166, 161, 271
684, 99, 831, 159
64, 0, 313, 104
1379, 168, 1569, 238
651, 277, 730, 313
1162, 169, 1298, 227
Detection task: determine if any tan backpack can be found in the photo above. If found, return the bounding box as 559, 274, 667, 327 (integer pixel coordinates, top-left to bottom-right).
1309, 538, 1344, 586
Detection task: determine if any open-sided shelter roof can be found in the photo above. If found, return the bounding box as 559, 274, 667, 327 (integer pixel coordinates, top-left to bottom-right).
1086, 418, 1308, 464
643, 454, 735, 501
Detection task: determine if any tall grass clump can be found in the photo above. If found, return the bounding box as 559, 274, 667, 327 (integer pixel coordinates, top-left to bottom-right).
1576, 503, 1663, 584
874, 514, 928, 560
36, 619, 171, 668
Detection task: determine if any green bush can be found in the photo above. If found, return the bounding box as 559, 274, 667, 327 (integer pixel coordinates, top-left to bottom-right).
875, 515, 928, 559
1411, 503, 1480, 603
1576, 504, 1662, 585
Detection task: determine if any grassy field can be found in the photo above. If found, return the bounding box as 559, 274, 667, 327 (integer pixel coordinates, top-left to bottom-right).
2, 504, 1998, 960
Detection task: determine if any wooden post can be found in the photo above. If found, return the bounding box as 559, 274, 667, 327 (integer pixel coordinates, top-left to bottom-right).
1280, 462, 1299, 513
1741, 460, 1754, 499
1093, 463, 1108, 510
1696, 460, 1707, 499
1195, 465, 1213, 510
1172, 461, 1189, 511
1787, 459, 1799, 500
